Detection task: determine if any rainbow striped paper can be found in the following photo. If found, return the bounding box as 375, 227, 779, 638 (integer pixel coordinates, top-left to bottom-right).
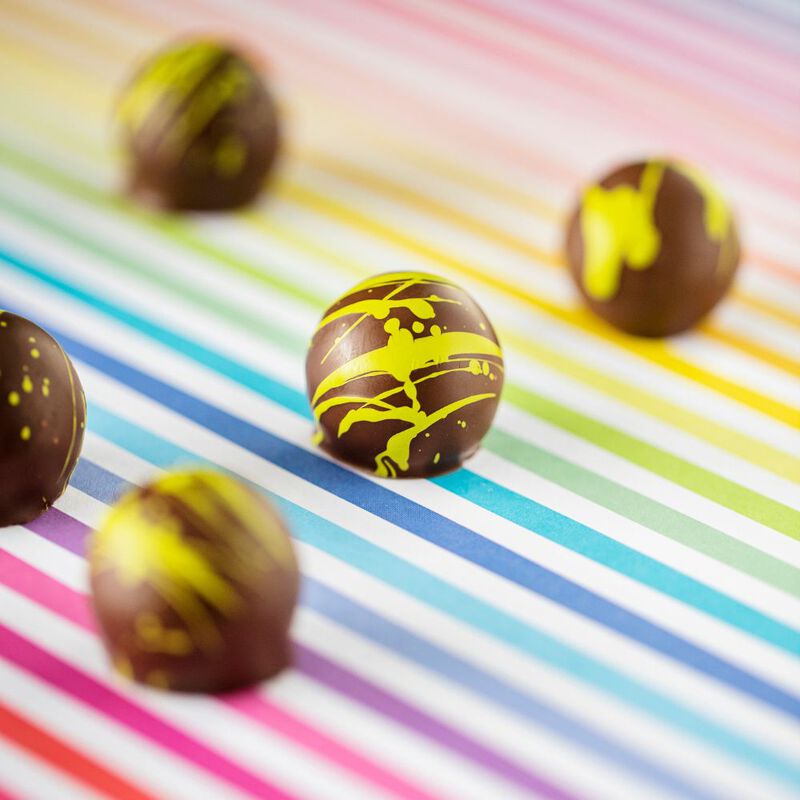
0, 0, 798, 798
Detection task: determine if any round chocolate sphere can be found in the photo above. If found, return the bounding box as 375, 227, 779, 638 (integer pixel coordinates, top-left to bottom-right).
306, 272, 504, 478
565, 159, 740, 337
119, 40, 281, 211
89, 470, 300, 693
0, 311, 86, 527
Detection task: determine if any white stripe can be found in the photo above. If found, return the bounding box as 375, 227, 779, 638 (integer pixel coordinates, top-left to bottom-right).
265, 673, 537, 800
2, 153, 799, 494
0, 736, 107, 800
0, 660, 255, 800
5, 263, 799, 700
495, 402, 800, 568
0, 587, 401, 800
74, 371, 800, 761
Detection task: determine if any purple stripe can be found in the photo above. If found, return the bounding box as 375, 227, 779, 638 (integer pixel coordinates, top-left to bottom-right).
0, 623, 295, 800
295, 645, 572, 798
33, 500, 576, 798
26, 507, 89, 556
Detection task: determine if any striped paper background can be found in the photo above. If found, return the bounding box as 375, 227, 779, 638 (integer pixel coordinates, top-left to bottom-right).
0, 0, 798, 798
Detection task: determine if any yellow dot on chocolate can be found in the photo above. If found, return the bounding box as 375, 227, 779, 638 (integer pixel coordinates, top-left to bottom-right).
28, 337, 36, 343
20, 426, 31, 441
30, 348, 40, 359
412, 321, 424, 333
430, 325, 441, 336
479, 322, 487, 330
0, 321, 7, 327
8, 391, 19, 406
42, 383, 50, 397
22, 375, 33, 393
433, 452, 440, 464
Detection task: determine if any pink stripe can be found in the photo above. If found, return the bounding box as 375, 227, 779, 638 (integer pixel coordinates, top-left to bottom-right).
0, 787, 22, 800
333, 0, 800, 194
466, 0, 800, 107
0, 550, 447, 800
228, 694, 442, 800
0, 622, 296, 800
117, 0, 800, 241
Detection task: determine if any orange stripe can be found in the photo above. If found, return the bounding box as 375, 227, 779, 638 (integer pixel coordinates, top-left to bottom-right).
0, 701, 157, 800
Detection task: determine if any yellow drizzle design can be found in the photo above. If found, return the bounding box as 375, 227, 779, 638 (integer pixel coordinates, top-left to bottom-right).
580, 161, 734, 301
312, 273, 503, 477
120, 42, 252, 161
92, 471, 294, 654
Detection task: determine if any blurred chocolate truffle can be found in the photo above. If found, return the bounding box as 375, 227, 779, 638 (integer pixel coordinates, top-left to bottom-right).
306, 272, 504, 478
89, 470, 299, 693
119, 40, 281, 211
565, 159, 740, 337
0, 311, 86, 527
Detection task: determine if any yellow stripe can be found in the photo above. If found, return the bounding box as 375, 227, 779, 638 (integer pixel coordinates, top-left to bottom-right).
1, 26, 798, 446
278, 180, 800, 429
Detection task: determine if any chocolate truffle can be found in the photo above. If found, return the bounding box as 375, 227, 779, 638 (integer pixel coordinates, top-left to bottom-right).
89, 470, 300, 693
306, 272, 504, 478
119, 40, 281, 211
0, 311, 86, 527
565, 159, 740, 337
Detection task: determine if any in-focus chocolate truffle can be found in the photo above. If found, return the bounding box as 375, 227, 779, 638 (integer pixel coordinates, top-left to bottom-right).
565, 159, 740, 337
89, 470, 299, 693
306, 272, 504, 478
0, 311, 86, 527
119, 40, 281, 211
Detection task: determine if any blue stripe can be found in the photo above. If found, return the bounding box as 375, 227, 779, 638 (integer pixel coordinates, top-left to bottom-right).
64, 437, 750, 799
69, 411, 800, 791
1, 245, 798, 709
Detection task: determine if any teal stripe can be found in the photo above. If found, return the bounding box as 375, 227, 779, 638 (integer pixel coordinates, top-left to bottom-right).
86, 402, 800, 788
436, 467, 800, 653
484, 427, 800, 599
2, 243, 798, 658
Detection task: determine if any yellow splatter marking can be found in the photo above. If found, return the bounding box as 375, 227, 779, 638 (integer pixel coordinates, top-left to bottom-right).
580, 161, 734, 301
412, 321, 425, 333
145, 670, 170, 689
8, 391, 19, 406
580, 161, 664, 301
113, 654, 134, 679
312, 273, 503, 477
433, 452, 440, 464
136, 612, 193, 655
214, 133, 247, 177
20, 426, 31, 441
92, 470, 296, 653
30, 349, 40, 359
21, 375, 33, 394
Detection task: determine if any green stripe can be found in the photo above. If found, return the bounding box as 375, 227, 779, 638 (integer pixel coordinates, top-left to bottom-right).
486, 427, 800, 595
1, 141, 799, 547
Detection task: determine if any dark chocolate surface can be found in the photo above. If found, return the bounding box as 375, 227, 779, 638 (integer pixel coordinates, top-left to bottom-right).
0, 311, 86, 527
89, 470, 300, 693
566, 160, 740, 337
306, 272, 504, 478
120, 40, 281, 211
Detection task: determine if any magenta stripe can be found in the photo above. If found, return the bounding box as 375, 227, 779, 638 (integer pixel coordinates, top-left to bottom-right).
0, 623, 296, 800
15, 512, 576, 799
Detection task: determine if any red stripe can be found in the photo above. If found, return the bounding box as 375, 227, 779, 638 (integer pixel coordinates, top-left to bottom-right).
0, 702, 157, 800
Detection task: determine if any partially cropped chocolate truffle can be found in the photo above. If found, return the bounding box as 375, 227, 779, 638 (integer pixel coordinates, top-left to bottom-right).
89, 470, 299, 693
119, 40, 281, 211
0, 311, 86, 527
566, 159, 740, 337
306, 272, 504, 478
